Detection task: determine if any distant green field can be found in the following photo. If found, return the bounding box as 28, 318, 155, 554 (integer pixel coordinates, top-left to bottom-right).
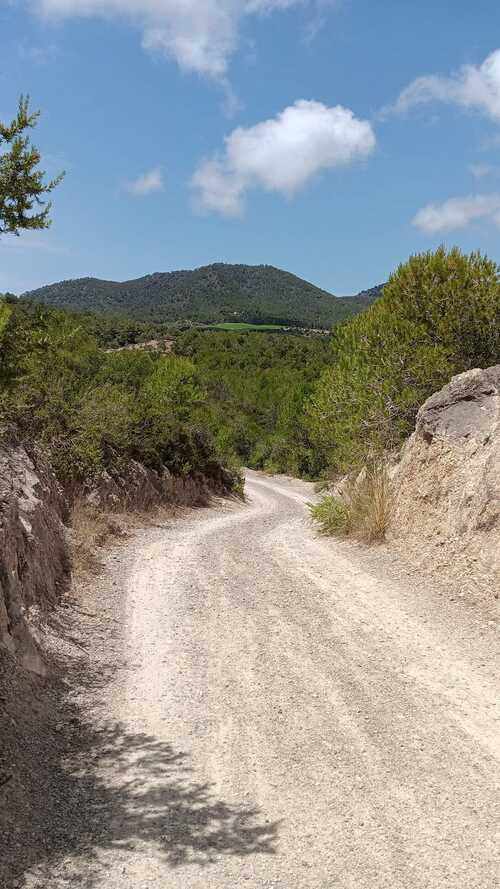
211, 322, 285, 332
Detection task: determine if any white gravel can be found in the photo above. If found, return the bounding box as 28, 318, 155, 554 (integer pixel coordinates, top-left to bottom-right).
22, 470, 500, 889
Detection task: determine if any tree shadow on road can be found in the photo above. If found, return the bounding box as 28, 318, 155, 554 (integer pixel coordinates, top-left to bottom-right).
4, 715, 278, 887
1, 620, 279, 889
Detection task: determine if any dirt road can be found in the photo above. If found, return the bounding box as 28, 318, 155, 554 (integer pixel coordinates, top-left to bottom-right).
24, 471, 499, 888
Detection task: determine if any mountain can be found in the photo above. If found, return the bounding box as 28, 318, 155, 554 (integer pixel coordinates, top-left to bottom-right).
23, 264, 381, 329
350, 283, 385, 302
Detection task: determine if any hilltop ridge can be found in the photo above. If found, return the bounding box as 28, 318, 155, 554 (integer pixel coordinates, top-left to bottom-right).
24, 263, 380, 329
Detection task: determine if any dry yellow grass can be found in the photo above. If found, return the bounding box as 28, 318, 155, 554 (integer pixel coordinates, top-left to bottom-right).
311, 464, 392, 544
69, 499, 127, 579
69, 498, 186, 582
348, 465, 392, 543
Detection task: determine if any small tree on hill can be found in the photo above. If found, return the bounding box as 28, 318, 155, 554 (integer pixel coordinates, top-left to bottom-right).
0, 96, 63, 236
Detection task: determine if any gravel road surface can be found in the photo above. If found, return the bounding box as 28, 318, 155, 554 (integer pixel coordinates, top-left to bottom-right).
23, 471, 500, 889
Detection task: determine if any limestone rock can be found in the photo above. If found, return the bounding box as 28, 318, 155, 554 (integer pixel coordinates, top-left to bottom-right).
389, 366, 500, 602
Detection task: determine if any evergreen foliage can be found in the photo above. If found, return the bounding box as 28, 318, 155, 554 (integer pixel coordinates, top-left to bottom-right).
2, 246, 497, 493
0, 97, 63, 235
308, 495, 350, 535
0, 301, 235, 486
307, 247, 500, 474
71, 310, 175, 348
173, 330, 332, 477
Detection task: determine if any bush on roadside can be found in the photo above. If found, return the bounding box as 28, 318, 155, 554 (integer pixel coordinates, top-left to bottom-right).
70, 499, 126, 577
309, 495, 350, 536
310, 464, 392, 543
307, 246, 500, 476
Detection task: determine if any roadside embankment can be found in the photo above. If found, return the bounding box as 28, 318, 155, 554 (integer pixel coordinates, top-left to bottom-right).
388, 365, 500, 604
0, 426, 237, 887
0, 429, 70, 676
0, 425, 237, 676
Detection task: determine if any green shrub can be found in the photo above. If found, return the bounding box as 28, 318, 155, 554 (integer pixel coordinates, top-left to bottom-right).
383, 245, 500, 368
307, 247, 500, 475
0, 302, 235, 490
309, 495, 350, 535
0, 301, 12, 338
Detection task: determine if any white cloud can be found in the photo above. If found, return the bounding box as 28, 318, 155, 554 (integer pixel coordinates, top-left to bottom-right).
32, 0, 332, 78
389, 48, 500, 121
192, 158, 245, 216
413, 194, 500, 233
191, 99, 376, 215
127, 167, 164, 195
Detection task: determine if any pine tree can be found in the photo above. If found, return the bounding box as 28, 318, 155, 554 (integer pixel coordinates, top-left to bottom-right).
0, 96, 63, 236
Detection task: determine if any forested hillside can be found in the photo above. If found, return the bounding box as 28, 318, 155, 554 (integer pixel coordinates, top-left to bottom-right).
23, 263, 377, 329
174, 330, 332, 477
0, 300, 239, 491
3, 247, 498, 492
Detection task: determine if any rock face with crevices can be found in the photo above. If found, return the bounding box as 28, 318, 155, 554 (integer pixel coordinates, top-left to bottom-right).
82, 461, 232, 512
389, 366, 500, 602
0, 429, 70, 675
0, 430, 237, 675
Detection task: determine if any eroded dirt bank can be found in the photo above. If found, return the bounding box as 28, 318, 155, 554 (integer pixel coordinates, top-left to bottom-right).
5, 472, 500, 889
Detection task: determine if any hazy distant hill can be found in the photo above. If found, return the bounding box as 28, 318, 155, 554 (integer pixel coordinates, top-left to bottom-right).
24, 263, 381, 329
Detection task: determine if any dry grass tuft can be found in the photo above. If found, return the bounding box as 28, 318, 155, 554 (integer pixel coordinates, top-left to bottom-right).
69, 499, 127, 579
69, 499, 185, 582
310, 464, 392, 544
348, 465, 392, 543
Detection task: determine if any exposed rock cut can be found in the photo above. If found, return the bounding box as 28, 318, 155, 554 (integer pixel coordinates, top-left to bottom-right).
389, 366, 500, 603
0, 429, 70, 675
0, 424, 237, 677
82, 461, 235, 512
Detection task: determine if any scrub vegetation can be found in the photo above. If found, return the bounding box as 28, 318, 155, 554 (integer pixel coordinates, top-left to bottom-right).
308, 246, 500, 539
2, 247, 498, 507
173, 328, 332, 478
309, 465, 392, 542
0, 300, 240, 491
307, 246, 500, 477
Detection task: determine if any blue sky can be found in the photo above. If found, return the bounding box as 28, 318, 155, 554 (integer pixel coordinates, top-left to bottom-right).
1, 0, 500, 296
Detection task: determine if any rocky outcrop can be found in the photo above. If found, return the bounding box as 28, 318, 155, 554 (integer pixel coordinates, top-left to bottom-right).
82, 461, 235, 512
389, 366, 500, 603
0, 430, 70, 675
0, 431, 238, 675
